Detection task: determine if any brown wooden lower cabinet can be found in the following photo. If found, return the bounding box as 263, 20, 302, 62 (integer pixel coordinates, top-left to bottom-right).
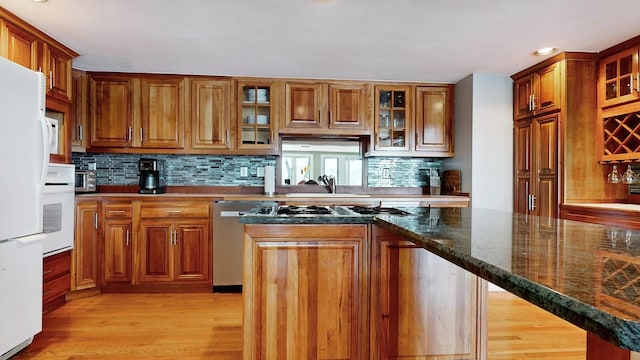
103, 202, 133, 284
243, 223, 488, 360
43, 250, 71, 313
138, 218, 211, 283
370, 225, 487, 360
70, 199, 212, 295
243, 224, 369, 360
72, 200, 100, 292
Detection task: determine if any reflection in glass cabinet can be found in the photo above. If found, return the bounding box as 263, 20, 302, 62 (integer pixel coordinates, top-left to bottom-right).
241, 85, 271, 145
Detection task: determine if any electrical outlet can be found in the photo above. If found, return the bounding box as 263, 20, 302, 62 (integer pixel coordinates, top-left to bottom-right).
240, 166, 248, 177
257, 166, 265, 177
88, 162, 97, 170
382, 168, 390, 179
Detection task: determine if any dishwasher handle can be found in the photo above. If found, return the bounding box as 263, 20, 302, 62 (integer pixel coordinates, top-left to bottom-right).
219, 210, 242, 217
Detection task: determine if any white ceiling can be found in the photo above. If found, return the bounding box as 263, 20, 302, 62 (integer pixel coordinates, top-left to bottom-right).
2, 0, 640, 83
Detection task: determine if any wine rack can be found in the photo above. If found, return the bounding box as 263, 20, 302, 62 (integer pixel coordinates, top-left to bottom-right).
602, 110, 640, 161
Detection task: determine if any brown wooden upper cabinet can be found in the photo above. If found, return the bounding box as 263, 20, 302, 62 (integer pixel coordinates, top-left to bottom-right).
0, 11, 76, 103
0, 18, 39, 71
88, 74, 186, 150
236, 79, 280, 153
42, 42, 73, 103
415, 86, 454, 156
1, 8, 77, 163
71, 69, 88, 152
190, 79, 232, 151
373, 85, 411, 153
282, 81, 371, 135
139, 77, 185, 149
598, 47, 640, 109
597, 40, 640, 162
89, 74, 135, 148
370, 84, 454, 157
513, 62, 560, 120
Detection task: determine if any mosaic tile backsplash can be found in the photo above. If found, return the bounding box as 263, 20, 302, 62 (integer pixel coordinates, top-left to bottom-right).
72, 153, 441, 188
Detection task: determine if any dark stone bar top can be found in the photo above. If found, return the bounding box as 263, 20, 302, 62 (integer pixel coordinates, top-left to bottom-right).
375, 207, 640, 352
242, 206, 640, 351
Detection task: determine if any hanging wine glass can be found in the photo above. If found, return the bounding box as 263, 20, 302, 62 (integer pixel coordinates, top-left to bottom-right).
608, 165, 622, 184
623, 165, 636, 184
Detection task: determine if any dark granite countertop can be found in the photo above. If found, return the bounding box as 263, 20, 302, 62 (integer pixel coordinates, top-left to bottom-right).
242, 207, 640, 351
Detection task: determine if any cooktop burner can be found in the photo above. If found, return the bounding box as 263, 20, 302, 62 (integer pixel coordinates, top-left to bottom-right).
276, 205, 332, 215
348, 206, 410, 215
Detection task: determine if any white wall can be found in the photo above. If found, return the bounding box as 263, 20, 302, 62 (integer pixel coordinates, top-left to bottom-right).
445, 73, 513, 212
446, 73, 513, 291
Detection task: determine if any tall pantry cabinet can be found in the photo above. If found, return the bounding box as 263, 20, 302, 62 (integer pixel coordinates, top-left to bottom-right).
513, 53, 622, 217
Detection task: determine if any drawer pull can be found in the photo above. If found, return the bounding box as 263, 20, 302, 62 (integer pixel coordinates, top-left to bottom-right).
43, 290, 52, 297
109, 210, 125, 214
165, 210, 182, 213
43, 269, 53, 276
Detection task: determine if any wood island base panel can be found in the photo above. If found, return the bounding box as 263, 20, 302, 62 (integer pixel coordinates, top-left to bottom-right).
242, 207, 640, 359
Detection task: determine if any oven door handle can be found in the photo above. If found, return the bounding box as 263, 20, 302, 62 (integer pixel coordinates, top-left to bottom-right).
43, 185, 74, 194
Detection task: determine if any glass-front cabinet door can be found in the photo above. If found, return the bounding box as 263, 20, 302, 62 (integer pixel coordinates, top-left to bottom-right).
599, 47, 640, 108
374, 85, 411, 152
236, 80, 279, 152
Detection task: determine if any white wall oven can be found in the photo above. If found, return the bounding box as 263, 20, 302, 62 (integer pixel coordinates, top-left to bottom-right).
43, 163, 74, 257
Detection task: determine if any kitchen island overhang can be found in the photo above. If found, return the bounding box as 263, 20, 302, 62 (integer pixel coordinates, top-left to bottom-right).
374, 209, 640, 353
241, 206, 640, 356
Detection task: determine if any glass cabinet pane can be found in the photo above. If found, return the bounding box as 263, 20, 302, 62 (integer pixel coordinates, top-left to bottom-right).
378, 129, 391, 147
379, 110, 390, 127
393, 91, 405, 107
606, 81, 618, 100
379, 91, 391, 108
606, 62, 618, 80
244, 86, 270, 104
620, 55, 633, 76
393, 110, 405, 128
240, 84, 273, 146
621, 76, 632, 96
392, 130, 405, 147
242, 128, 255, 144
257, 128, 270, 145
376, 88, 408, 149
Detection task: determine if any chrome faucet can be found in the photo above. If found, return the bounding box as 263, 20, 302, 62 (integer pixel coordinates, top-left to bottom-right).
320, 175, 336, 194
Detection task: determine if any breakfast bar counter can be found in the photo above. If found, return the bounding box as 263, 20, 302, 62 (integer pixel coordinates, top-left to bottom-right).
375, 207, 640, 358
242, 206, 640, 358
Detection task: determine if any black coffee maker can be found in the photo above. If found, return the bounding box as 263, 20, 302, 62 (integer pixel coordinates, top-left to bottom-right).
138, 158, 166, 194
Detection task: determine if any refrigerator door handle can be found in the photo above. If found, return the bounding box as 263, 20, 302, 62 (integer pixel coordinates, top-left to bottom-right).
39, 114, 50, 187
14, 233, 46, 245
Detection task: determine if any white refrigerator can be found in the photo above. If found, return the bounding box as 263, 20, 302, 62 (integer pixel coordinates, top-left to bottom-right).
0, 57, 50, 359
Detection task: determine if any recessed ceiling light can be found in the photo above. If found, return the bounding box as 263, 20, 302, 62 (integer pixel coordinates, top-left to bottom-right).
534, 47, 558, 56
32, 0, 48, 2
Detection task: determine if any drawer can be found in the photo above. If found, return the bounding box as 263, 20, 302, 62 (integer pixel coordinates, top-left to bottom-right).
140, 202, 210, 218
104, 203, 132, 218
43, 272, 70, 303
43, 251, 71, 282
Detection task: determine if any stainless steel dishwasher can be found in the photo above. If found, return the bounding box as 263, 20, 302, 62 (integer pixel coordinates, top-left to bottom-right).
212, 200, 276, 292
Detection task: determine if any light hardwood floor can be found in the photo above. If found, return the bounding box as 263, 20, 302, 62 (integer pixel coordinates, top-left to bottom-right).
12, 291, 585, 359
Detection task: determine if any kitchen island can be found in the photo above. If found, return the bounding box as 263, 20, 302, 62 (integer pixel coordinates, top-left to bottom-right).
242, 207, 640, 359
